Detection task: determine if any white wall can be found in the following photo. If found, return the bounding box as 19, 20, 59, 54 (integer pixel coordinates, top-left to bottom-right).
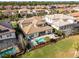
0, 32, 16, 40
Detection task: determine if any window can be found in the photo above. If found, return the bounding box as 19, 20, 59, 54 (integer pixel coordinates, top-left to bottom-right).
34, 33, 39, 38
30, 34, 34, 38
7, 33, 12, 37
0, 35, 2, 39
47, 30, 52, 34
28, 34, 34, 40
7, 34, 10, 37
39, 31, 45, 36
61, 26, 65, 30
63, 26, 66, 30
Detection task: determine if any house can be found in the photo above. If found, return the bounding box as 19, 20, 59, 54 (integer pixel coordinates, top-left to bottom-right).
0, 24, 19, 57
18, 9, 33, 17
3, 5, 12, 9
20, 6, 27, 9
1, 10, 17, 16
13, 5, 20, 9
56, 4, 65, 8
70, 12, 79, 21
72, 7, 79, 11
35, 5, 46, 9
0, 20, 13, 29
19, 16, 53, 40
32, 9, 49, 15
27, 5, 34, 9
18, 16, 54, 47
45, 14, 79, 36
0, 6, 3, 9
18, 9, 28, 13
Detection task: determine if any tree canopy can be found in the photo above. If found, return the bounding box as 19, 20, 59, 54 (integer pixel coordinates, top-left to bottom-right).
0, 1, 79, 6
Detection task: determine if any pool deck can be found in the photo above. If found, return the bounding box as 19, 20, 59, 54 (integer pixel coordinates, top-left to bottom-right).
32, 34, 60, 41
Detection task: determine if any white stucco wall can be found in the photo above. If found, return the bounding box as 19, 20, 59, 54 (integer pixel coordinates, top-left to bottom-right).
0, 32, 16, 40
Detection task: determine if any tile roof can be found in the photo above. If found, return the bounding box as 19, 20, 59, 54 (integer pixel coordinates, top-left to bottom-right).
23, 24, 52, 34
70, 12, 79, 17
19, 16, 52, 35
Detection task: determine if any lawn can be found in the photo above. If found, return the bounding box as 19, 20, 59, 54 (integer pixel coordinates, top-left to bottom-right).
19, 35, 79, 58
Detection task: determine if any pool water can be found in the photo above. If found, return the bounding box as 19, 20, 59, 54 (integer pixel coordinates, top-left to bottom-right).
0, 48, 16, 57
31, 37, 46, 46
36, 37, 46, 43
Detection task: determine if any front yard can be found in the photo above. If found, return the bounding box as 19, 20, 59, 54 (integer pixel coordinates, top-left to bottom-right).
19, 35, 79, 58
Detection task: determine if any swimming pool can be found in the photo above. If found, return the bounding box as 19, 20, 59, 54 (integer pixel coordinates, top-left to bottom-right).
0, 47, 16, 57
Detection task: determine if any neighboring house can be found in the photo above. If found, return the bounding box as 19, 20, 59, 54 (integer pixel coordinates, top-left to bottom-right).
70, 12, 79, 21
13, 5, 20, 9
72, 7, 79, 11
48, 5, 57, 9
20, 6, 27, 9
18, 9, 33, 17
56, 4, 65, 8
0, 20, 20, 57
3, 5, 13, 9
45, 14, 79, 36
34, 9, 46, 14
32, 9, 49, 15
0, 20, 13, 29
0, 6, 3, 9
0, 24, 19, 57
2, 10, 17, 16
18, 9, 49, 16
18, 9, 28, 17
27, 5, 34, 9
35, 5, 46, 9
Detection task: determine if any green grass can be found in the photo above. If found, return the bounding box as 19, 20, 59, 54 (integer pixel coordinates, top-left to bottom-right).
19, 37, 74, 58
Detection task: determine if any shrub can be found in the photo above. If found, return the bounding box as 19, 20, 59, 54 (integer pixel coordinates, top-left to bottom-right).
44, 36, 50, 41
2, 54, 12, 58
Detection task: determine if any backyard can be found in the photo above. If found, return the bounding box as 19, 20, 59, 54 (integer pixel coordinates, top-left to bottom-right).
19, 35, 79, 58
